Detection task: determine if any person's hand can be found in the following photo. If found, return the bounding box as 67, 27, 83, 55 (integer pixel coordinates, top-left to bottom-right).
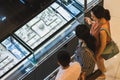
85, 17, 92, 25
80, 72, 86, 80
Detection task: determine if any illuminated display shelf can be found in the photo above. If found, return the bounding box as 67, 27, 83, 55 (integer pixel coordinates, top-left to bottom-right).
0, 36, 30, 78
15, 6, 67, 49
0, 1, 83, 79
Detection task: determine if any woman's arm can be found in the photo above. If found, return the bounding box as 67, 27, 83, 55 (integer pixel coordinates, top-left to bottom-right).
96, 30, 107, 60
85, 17, 95, 25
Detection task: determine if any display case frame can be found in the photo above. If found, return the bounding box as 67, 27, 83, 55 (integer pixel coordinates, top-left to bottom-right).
0, 35, 34, 79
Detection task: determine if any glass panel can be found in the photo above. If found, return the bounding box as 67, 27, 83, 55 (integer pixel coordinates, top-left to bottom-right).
87, 0, 101, 9
1, 37, 30, 60
75, 0, 84, 6
0, 36, 30, 78
34, 21, 80, 63
56, 6, 73, 20
57, 0, 84, 16
5, 57, 35, 80
15, 7, 67, 49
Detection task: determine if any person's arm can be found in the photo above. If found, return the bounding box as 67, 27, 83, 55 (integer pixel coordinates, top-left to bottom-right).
85, 17, 95, 25
96, 30, 107, 60
80, 72, 86, 80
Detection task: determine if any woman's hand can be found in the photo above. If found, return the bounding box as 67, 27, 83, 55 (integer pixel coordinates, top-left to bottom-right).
80, 72, 86, 80
85, 17, 92, 25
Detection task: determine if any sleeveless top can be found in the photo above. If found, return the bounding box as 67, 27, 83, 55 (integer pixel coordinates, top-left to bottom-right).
90, 19, 111, 52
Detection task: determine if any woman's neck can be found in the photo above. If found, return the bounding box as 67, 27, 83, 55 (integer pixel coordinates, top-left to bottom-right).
99, 18, 107, 25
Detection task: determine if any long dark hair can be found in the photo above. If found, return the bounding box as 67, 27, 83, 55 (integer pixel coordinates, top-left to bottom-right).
91, 5, 111, 21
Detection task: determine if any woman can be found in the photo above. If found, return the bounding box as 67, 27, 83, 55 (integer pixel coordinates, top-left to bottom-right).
85, 5, 111, 79
75, 24, 96, 79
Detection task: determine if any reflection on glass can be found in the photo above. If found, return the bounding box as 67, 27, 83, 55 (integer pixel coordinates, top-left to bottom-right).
66, 4, 80, 15
56, 6, 72, 21
15, 7, 67, 49
87, 0, 94, 3
61, 0, 72, 5
27, 16, 40, 27
76, 0, 95, 5
1, 37, 30, 60
76, 0, 93, 5
57, 0, 83, 16
51, 2, 60, 9
75, 0, 84, 5
86, 0, 100, 9
0, 44, 6, 51
0, 39, 30, 78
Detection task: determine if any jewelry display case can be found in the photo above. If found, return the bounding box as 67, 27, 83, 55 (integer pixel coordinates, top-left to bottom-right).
0, 36, 32, 79
0, 0, 103, 80
0, 0, 83, 80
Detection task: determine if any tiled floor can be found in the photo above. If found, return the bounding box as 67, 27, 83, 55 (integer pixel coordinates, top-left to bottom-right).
97, 0, 120, 80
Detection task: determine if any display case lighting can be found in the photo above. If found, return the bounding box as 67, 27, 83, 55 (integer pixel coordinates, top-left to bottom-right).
0, 16, 6, 21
